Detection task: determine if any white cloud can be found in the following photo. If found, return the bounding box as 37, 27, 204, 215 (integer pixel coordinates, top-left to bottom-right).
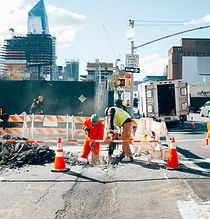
0, 1, 86, 49
185, 14, 210, 25
46, 5, 86, 48
138, 53, 168, 80
0, 0, 29, 44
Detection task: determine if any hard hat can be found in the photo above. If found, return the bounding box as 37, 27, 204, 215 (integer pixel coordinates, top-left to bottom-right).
91, 114, 99, 125
104, 107, 109, 116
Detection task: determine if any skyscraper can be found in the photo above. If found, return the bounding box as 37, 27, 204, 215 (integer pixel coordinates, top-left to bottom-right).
63, 60, 79, 81
0, 0, 57, 80
28, 0, 49, 34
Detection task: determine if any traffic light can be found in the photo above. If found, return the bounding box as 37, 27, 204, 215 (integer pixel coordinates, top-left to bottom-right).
117, 78, 130, 87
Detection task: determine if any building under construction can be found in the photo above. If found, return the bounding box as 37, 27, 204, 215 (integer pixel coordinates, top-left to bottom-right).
81, 59, 113, 82
63, 60, 79, 81
0, 34, 56, 80
0, 0, 57, 80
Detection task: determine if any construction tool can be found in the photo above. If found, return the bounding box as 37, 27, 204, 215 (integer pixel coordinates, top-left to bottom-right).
86, 130, 100, 165
108, 131, 121, 163
90, 141, 100, 165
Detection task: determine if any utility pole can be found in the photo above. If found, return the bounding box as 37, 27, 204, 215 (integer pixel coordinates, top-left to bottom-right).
129, 19, 134, 117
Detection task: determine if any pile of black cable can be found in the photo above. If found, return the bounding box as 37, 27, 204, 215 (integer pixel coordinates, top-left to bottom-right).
0, 134, 55, 168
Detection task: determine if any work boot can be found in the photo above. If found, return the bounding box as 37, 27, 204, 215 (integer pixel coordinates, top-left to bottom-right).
90, 157, 100, 166
122, 156, 133, 162
117, 153, 125, 159
108, 155, 116, 164
78, 157, 88, 164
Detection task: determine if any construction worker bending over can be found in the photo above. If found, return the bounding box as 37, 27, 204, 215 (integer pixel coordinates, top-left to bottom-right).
29, 96, 44, 115
81, 114, 104, 164
105, 106, 133, 162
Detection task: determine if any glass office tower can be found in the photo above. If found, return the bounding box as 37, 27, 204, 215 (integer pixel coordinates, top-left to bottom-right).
28, 0, 49, 34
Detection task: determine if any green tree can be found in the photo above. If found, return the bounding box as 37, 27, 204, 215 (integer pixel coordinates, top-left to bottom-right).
110, 66, 125, 92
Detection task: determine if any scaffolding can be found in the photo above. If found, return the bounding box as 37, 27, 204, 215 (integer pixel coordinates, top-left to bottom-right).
0, 34, 56, 80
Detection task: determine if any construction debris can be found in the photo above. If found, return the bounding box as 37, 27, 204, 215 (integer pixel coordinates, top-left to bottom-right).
64, 151, 119, 166
65, 152, 90, 166
0, 135, 55, 168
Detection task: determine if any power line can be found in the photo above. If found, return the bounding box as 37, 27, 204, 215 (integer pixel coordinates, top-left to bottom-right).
135, 20, 186, 23
135, 24, 184, 27
134, 24, 210, 49
102, 24, 117, 58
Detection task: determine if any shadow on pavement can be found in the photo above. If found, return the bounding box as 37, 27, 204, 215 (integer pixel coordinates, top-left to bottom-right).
177, 146, 210, 170
168, 121, 207, 135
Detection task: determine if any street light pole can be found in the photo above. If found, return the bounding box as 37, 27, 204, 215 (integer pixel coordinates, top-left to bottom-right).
129, 19, 134, 117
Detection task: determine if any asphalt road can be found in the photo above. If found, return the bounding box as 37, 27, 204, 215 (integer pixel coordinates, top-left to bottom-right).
0, 113, 210, 219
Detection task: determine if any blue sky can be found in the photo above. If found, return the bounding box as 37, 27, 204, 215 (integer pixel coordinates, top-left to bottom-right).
1, 0, 210, 80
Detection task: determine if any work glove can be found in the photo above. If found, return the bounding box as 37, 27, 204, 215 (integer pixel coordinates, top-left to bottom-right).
84, 127, 90, 132
90, 142, 94, 147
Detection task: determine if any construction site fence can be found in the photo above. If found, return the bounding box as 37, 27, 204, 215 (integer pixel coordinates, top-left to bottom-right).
0, 114, 139, 140
0, 137, 206, 145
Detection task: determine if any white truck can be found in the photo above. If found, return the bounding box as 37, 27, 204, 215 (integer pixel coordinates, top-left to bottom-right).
188, 84, 210, 112
138, 79, 189, 126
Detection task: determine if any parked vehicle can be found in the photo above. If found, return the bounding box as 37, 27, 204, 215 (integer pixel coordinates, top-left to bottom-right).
200, 101, 210, 117
138, 79, 189, 126
188, 84, 210, 112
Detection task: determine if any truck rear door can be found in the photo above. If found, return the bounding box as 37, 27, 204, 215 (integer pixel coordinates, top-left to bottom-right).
145, 84, 156, 117
177, 82, 188, 116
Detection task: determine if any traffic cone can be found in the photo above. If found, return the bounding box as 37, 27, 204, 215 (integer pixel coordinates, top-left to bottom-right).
205, 123, 210, 145
51, 137, 69, 172
167, 137, 180, 170
190, 117, 195, 129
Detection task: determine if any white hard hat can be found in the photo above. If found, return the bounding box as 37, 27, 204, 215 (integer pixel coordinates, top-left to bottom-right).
91, 114, 99, 125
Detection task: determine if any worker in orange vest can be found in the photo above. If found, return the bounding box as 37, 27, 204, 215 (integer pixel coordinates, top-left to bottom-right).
81, 114, 104, 164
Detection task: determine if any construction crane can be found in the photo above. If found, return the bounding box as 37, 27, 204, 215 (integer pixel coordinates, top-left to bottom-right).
9, 28, 15, 38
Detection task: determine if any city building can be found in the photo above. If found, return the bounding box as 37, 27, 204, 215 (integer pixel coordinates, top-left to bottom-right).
168, 38, 210, 84
143, 75, 167, 82
28, 0, 49, 34
0, 0, 57, 80
81, 59, 113, 82
63, 60, 79, 81
57, 66, 63, 80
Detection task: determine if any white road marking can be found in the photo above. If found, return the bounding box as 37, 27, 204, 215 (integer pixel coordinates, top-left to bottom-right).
163, 172, 168, 180
179, 159, 210, 173
175, 152, 210, 173
177, 200, 210, 219
180, 158, 210, 163
180, 160, 210, 172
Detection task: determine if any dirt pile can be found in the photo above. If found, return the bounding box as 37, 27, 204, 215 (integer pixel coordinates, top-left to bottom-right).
0, 135, 55, 168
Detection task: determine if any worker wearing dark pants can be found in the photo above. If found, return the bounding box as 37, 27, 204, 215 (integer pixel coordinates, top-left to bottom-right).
105, 106, 133, 162
108, 133, 118, 157
29, 96, 44, 115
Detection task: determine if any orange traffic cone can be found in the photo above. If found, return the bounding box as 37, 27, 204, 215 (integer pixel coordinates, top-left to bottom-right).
206, 123, 210, 145
167, 137, 180, 170
190, 117, 195, 129
51, 137, 69, 172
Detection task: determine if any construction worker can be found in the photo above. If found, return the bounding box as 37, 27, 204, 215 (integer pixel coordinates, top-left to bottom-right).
29, 96, 44, 115
105, 106, 133, 162
81, 114, 104, 164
